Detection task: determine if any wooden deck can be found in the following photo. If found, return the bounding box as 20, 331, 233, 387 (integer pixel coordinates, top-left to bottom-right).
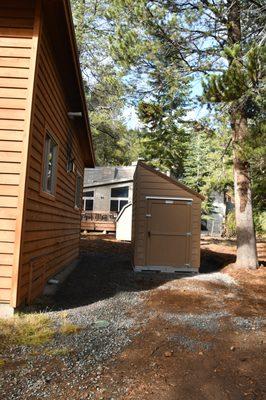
81, 211, 117, 232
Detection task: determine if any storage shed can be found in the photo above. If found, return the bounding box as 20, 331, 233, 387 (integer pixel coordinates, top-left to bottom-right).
132, 162, 204, 273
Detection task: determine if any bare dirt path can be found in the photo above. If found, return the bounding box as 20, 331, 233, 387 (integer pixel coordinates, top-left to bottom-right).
1, 235, 265, 400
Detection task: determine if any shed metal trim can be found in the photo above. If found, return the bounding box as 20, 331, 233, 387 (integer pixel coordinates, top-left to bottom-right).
134, 266, 198, 273
116, 202, 132, 222
145, 196, 193, 202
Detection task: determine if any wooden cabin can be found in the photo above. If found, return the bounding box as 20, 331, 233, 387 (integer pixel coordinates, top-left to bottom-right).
0, 0, 94, 315
132, 162, 204, 273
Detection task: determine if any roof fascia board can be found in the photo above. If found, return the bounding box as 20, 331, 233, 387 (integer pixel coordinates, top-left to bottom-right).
62, 0, 95, 166
84, 178, 133, 189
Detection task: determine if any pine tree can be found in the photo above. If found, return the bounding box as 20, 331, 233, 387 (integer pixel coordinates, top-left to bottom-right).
71, 0, 142, 165
107, 0, 265, 268
202, 2, 265, 268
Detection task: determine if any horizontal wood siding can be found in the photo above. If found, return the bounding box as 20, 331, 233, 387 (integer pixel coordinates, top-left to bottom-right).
18, 23, 85, 305
0, 1, 35, 304
133, 164, 202, 269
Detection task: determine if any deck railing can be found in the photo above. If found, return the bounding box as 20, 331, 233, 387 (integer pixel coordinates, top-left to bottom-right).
81, 211, 117, 232
81, 211, 117, 222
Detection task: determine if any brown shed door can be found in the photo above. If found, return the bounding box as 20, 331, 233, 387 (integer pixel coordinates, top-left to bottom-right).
146, 199, 192, 268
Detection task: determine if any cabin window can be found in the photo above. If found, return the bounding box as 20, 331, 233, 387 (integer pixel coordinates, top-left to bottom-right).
83, 190, 94, 211
42, 133, 58, 195
111, 186, 129, 198
75, 174, 83, 209
110, 186, 129, 212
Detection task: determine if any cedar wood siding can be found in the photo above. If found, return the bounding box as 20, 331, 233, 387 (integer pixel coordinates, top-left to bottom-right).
0, 1, 37, 305
17, 17, 86, 305
133, 163, 202, 269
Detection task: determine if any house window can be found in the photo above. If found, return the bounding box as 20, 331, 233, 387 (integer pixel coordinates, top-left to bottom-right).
83, 190, 94, 211
75, 174, 83, 209
42, 133, 58, 195
110, 186, 129, 212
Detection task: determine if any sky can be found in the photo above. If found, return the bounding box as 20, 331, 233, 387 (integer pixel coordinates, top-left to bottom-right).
122, 75, 206, 130
122, 106, 140, 129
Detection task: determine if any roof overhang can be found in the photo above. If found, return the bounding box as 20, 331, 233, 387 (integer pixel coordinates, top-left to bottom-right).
84, 178, 133, 189
42, 0, 95, 167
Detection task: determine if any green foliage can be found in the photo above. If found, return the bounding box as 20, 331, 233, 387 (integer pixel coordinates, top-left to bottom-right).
253, 211, 266, 236
203, 44, 265, 104
138, 99, 190, 175
107, 0, 264, 227
203, 41, 265, 221
225, 209, 266, 238
71, 0, 142, 165
225, 210, 237, 238
181, 115, 233, 214
70, 0, 265, 233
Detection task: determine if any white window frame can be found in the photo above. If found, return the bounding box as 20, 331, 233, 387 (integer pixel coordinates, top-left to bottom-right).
110, 186, 129, 212
42, 132, 58, 195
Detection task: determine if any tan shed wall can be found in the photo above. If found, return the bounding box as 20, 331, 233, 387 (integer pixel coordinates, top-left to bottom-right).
132, 164, 202, 269
0, 0, 36, 305
17, 18, 86, 306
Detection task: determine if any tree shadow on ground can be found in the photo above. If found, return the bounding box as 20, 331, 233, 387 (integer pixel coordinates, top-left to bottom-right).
45, 251, 172, 311
30, 235, 237, 312
200, 248, 236, 273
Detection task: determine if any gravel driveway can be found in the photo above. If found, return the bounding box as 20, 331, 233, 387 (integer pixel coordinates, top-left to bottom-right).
0, 235, 265, 400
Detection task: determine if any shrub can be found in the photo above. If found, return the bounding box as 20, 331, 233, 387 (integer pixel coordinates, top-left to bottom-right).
0, 313, 55, 351
225, 210, 236, 237
225, 210, 266, 238
254, 211, 266, 236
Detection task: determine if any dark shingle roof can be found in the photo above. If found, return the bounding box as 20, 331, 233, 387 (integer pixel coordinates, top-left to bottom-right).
84, 166, 136, 187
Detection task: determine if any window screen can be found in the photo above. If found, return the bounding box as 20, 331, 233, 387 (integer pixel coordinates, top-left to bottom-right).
120, 200, 128, 210
111, 186, 129, 198
42, 133, 58, 195
75, 174, 83, 208
110, 200, 119, 212
83, 190, 94, 211
85, 199, 93, 211
110, 199, 128, 212
110, 185, 129, 212
84, 191, 94, 197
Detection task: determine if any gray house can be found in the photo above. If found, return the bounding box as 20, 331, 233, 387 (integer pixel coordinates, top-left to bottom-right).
204, 191, 234, 236
83, 165, 136, 213
81, 165, 136, 233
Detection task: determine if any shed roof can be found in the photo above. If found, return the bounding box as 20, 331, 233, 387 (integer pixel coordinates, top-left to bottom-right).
84, 166, 136, 187
42, 0, 94, 167
137, 161, 205, 201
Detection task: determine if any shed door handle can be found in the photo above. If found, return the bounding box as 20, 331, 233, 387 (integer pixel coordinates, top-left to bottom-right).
148, 230, 151, 237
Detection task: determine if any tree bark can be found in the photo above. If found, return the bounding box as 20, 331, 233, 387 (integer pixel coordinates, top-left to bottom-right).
231, 111, 258, 268
228, 0, 258, 268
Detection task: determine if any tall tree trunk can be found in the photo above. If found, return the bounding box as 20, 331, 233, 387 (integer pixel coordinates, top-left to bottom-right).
231, 111, 258, 268
228, 0, 258, 268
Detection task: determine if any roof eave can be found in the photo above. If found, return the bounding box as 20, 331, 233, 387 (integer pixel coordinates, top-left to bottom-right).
63, 0, 95, 167
84, 178, 134, 189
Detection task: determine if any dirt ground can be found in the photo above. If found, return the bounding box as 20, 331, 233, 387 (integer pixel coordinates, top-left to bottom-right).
1, 235, 265, 400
